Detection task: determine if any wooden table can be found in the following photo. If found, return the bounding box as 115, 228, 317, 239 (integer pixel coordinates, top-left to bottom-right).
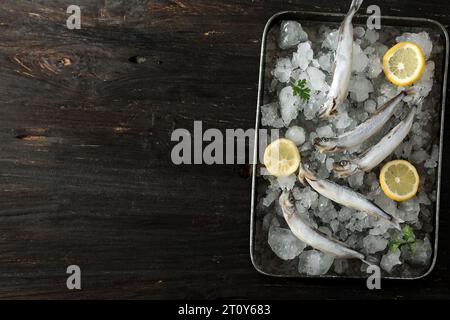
0, 0, 449, 299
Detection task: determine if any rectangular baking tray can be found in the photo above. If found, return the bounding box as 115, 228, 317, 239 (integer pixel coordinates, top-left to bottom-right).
250, 11, 449, 279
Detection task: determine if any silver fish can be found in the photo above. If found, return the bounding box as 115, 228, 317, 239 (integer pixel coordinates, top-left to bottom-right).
315, 90, 408, 153
318, 0, 363, 119
298, 165, 403, 231
279, 191, 365, 260
333, 108, 416, 177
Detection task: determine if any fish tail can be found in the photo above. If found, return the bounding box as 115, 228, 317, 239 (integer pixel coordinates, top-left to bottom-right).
348, 0, 363, 16
361, 258, 373, 266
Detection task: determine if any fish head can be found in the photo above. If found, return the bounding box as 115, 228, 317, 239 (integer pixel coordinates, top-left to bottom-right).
332, 159, 358, 177
314, 137, 338, 153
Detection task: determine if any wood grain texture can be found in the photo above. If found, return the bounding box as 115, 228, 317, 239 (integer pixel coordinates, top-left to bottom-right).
0, 0, 449, 299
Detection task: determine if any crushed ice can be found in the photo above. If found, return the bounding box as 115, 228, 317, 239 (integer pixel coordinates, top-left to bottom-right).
259, 22, 437, 277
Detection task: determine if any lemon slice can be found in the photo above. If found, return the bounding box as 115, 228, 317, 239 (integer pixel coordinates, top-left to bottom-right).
380, 160, 420, 202
263, 138, 301, 177
383, 41, 425, 87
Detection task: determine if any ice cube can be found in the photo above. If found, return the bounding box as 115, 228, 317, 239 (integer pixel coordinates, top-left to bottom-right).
368, 218, 391, 236
326, 158, 335, 172
380, 249, 402, 273
261, 102, 284, 128
278, 20, 308, 50
373, 43, 388, 56
364, 99, 377, 114
348, 171, 365, 189
306, 66, 328, 91
279, 86, 300, 126
333, 259, 349, 274
262, 213, 275, 230
352, 43, 369, 73
354, 26, 365, 38
311, 59, 320, 68
302, 91, 327, 120
277, 174, 297, 191
334, 110, 353, 129
295, 201, 308, 214
403, 237, 432, 266
272, 57, 293, 83
397, 198, 420, 223
298, 250, 335, 275
318, 226, 332, 237
362, 235, 388, 254
364, 46, 375, 55
411, 61, 435, 98
317, 195, 331, 212
317, 206, 338, 223
365, 29, 379, 44
330, 219, 340, 234
286, 126, 306, 145
349, 75, 374, 102
338, 207, 354, 222
322, 29, 339, 50
418, 191, 431, 205
316, 125, 334, 138
424, 144, 439, 168
396, 31, 433, 59
268, 226, 307, 260
292, 187, 302, 200
411, 149, 428, 164
367, 54, 382, 78
262, 183, 280, 207
318, 53, 332, 72
298, 186, 319, 210
292, 42, 314, 71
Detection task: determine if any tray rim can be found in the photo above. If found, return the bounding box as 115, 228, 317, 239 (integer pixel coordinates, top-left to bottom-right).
250, 10, 449, 280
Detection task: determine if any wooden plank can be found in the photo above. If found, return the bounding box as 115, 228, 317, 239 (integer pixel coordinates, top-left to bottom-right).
0, 0, 449, 299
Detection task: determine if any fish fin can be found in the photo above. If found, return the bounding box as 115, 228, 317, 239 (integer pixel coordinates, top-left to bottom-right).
333, 146, 347, 153
348, 0, 363, 15
361, 259, 375, 267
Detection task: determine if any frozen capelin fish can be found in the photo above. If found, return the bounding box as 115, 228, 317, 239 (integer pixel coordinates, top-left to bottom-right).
298, 164, 403, 231
318, 0, 364, 119
315, 90, 409, 153
333, 108, 416, 177
279, 191, 365, 260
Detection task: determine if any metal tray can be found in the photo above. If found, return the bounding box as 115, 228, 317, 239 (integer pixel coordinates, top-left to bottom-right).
250, 11, 449, 279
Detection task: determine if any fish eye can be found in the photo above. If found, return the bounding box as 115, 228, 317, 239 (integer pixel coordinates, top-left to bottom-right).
340, 160, 349, 166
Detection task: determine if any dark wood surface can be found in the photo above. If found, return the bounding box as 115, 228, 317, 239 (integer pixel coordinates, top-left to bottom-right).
0, 0, 449, 299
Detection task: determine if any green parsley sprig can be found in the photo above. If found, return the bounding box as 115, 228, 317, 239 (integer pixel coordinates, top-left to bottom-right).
389, 225, 416, 253
290, 79, 311, 102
